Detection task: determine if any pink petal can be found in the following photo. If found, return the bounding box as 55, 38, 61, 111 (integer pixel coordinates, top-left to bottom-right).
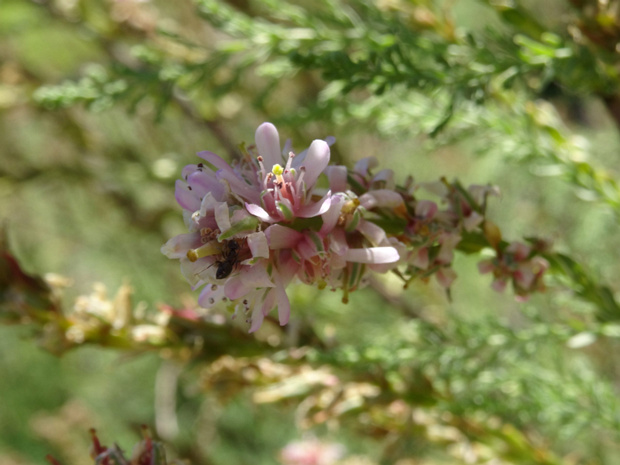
175, 180, 201, 211
245, 202, 276, 223
412, 247, 429, 269
515, 265, 535, 289
325, 165, 348, 192
198, 283, 225, 308
372, 169, 394, 188
328, 228, 349, 256
300, 140, 330, 188
506, 242, 531, 261
345, 247, 400, 264
354, 157, 378, 177
230, 207, 251, 224
255, 122, 282, 169
291, 136, 336, 170
297, 235, 322, 260
249, 301, 266, 333
261, 287, 277, 316
160, 233, 200, 259
437, 233, 461, 264
358, 219, 388, 246
359, 190, 403, 209
298, 192, 332, 218
224, 265, 274, 300
197, 150, 234, 172
182, 163, 205, 180
187, 170, 226, 201
277, 250, 301, 282
265, 224, 304, 249
415, 200, 438, 219
247, 232, 269, 259
275, 282, 290, 326
492, 278, 508, 292
477, 259, 495, 274
419, 181, 449, 197
216, 169, 259, 204
320, 193, 344, 235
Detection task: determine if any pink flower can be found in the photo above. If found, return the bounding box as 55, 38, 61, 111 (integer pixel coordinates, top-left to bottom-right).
245, 123, 332, 223
279, 438, 345, 465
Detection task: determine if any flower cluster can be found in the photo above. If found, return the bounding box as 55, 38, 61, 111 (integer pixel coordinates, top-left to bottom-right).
162, 123, 402, 332
478, 240, 550, 300
162, 123, 548, 332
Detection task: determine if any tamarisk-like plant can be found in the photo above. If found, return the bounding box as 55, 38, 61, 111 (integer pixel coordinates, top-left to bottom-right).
161, 122, 550, 332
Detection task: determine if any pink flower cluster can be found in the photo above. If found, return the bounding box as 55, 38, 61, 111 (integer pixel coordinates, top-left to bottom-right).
162, 123, 548, 331
400, 179, 500, 289
478, 241, 549, 300
161, 123, 400, 332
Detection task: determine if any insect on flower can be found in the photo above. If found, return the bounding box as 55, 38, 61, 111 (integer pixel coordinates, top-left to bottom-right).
215, 240, 241, 280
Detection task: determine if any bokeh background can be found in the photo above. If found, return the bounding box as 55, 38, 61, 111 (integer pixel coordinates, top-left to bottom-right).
3, 0, 620, 464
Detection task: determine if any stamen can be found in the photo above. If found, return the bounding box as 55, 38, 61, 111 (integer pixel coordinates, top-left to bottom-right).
285, 151, 295, 172
257, 156, 267, 181
264, 172, 274, 190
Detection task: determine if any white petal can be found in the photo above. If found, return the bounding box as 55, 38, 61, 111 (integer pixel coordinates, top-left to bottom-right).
199, 192, 219, 217
181, 257, 214, 287
345, 247, 400, 264
160, 233, 199, 259
214, 202, 231, 232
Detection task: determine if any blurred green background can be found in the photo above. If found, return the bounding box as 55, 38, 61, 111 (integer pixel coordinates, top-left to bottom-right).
3, 0, 620, 464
